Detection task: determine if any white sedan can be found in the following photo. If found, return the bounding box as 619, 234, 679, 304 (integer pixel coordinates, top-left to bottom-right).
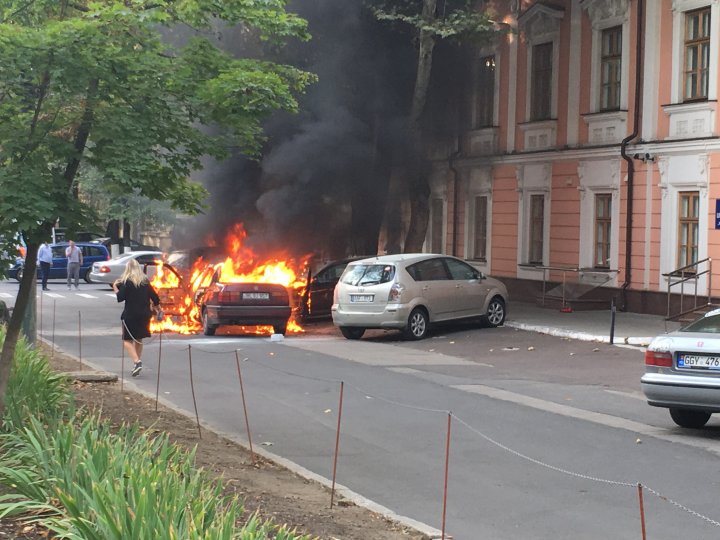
642, 308, 720, 428
88, 251, 164, 286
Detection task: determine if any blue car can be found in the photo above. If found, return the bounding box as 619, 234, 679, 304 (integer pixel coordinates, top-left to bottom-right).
9, 242, 110, 283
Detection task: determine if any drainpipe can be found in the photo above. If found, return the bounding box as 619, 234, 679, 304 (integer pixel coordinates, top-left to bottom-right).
449, 146, 462, 257
619, 0, 644, 311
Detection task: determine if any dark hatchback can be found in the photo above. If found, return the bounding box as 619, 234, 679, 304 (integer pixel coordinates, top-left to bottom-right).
9, 242, 110, 282
298, 257, 370, 321
196, 267, 292, 336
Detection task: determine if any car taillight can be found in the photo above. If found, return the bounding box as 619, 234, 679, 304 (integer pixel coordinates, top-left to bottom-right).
645, 350, 673, 367
388, 283, 404, 302
99, 266, 110, 273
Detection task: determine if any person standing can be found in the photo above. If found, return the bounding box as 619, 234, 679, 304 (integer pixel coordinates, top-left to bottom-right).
65, 240, 83, 290
112, 258, 160, 377
37, 241, 53, 291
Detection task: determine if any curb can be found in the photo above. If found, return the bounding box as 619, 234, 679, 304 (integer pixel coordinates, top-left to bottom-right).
505, 321, 651, 347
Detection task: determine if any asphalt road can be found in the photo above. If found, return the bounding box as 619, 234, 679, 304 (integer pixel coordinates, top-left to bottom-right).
3, 279, 720, 539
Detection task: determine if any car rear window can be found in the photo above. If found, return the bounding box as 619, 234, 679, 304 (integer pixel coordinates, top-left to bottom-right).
681, 314, 720, 333
341, 264, 395, 286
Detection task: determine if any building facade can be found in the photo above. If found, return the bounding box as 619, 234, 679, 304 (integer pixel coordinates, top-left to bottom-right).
426, 0, 720, 314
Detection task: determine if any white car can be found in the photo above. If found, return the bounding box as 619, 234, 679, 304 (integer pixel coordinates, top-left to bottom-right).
642, 308, 720, 428
332, 253, 508, 340
88, 251, 164, 285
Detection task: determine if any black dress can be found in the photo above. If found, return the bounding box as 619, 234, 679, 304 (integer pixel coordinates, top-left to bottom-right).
116, 280, 160, 341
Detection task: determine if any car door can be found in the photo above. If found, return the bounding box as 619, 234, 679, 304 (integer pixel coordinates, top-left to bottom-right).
308, 262, 348, 318
409, 258, 455, 320
50, 245, 68, 278
443, 258, 486, 318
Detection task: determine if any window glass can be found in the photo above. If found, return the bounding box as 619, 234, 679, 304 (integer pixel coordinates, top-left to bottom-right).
445, 258, 478, 280
684, 8, 710, 101
407, 259, 449, 281
52, 246, 66, 258
678, 191, 700, 268
341, 264, 395, 286
682, 313, 720, 333
472, 196, 487, 261
594, 194, 612, 268
531, 42, 553, 121
529, 194, 545, 264
600, 26, 622, 111
475, 55, 495, 128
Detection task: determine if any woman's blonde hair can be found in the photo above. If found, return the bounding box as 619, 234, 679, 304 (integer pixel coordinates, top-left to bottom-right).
119, 258, 148, 287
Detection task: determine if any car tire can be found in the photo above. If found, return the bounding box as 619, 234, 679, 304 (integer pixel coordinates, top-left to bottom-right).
84, 270, 94, 283
273, 323, 287, 335
669, 408, 711, 428
15, 268, 23, 282
340, 327, 365, 340
482, 296, 506, 328
404, 308, 429, 340
201, 309, 216, 336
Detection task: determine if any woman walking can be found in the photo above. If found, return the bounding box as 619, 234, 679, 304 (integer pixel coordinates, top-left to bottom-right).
112, 258, 160, 377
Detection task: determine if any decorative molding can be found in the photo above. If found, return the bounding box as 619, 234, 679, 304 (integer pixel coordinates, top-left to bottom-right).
518, 3, 565, 42
672, 0, 720, 13
580, 0, 630, 27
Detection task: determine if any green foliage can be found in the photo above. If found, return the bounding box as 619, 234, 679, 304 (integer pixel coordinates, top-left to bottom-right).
371, 0, 503, 41
0, 0, 314, 247
0, 334, 312, 539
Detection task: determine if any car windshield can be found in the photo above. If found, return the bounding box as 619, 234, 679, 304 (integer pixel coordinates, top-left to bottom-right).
681, 313, 720, 333
341, 264, 395, 286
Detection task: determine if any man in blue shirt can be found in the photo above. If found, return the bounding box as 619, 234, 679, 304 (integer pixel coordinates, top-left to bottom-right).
37, 242, 53, 291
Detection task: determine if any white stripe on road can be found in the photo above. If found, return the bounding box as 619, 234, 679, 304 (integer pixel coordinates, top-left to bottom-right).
76, 293, 97, 299
0, 293, 12, 299
454, 384, 720, 456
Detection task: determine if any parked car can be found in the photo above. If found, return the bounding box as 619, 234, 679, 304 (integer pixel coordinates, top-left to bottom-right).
332, 253, 508, 340
88, 251, 164, 286
298, 256, 370, 321
196, 266, 292, 336
641, 308, 720, 428
9, 242, 110, 283
90, 237, 161, 252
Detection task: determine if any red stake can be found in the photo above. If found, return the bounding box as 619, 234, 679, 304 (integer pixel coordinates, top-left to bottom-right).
330, 380, 345, 509
188, 345, 202, 439
155, 331, 163, 412
235, 350, 256, 464
441, 412, 452, 540
638, 483, 647, 540
78, 310, 82, 370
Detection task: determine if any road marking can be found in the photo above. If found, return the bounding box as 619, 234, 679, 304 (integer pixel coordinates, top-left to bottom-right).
454, 384, 720, 455
0, 293, 12, 299
44, 293, 66, 298
604, 389, 645, 401
105, 293, 116, 298
283, 339, 477, 366
76, 293, 97, 299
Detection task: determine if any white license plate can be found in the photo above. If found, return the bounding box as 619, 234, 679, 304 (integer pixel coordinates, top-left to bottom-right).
350, 294, 374, 303
242, 292, 270, 300
678, 354, 720, 369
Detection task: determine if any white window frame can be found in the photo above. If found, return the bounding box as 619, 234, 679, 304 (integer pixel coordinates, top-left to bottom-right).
577, 159, 621, 287
471, 50, 501, 129
658, 154, 710, 292
464, 168, 492, 272
671, 0, 720, 104
516, 163, 551, 280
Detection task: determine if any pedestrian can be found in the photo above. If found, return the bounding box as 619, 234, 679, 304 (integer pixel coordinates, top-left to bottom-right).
65, 240, 83, 290
112, 258, 160, 377
37, 241, 53, 291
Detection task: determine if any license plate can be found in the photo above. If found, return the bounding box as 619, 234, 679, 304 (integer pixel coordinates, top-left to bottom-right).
350, 294, 374, 303
242, 292, 270, 300
677, 353, 720, 369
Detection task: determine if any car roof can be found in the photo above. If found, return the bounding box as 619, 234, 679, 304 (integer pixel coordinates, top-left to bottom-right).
350, 253, 445, 266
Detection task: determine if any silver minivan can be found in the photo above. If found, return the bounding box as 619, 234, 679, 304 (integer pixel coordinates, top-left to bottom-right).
332, 253, 508, 340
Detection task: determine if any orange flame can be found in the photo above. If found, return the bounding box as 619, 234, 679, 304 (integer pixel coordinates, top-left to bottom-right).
150, 224, 310, 335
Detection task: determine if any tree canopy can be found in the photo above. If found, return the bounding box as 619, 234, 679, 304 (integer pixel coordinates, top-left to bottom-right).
0, 0, 314, 246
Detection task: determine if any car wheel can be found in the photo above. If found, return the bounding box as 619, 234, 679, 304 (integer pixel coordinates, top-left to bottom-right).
273, 323, 287, 335
340, 327, 365, 340
15, 268, 23, 282
84, 269, 93, 283
404, 308, 429, 340
669, 408, 711, 428
483, 296, 506, 328
201, 309, 216, 336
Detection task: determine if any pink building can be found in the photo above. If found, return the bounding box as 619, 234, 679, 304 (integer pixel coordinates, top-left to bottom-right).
425, 0, 720, 315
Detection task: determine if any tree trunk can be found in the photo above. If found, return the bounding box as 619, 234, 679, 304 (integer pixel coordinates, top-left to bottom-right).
403, 0, 437, 253
0, 242, 39, 417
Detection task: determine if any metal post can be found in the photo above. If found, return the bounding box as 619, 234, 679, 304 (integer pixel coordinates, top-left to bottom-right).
441, 412, 452, 540
155, 331, 162, 412
637, 483, 647, 540
609, 298, 616, 345
234, 350, 255, 464
51, 300, 56, 358
78, 310, 82, 370
330, 381, 345, 509
187, 345, 202, 439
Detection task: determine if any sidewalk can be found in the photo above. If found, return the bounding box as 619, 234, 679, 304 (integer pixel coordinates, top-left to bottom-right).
506, 302, 682, 347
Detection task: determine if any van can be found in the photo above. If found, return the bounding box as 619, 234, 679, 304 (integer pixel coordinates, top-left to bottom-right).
9, 242, 110, 283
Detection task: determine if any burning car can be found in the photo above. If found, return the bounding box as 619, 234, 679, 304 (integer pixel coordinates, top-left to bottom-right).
147, 224, 311, 336
195, 266, 292, 336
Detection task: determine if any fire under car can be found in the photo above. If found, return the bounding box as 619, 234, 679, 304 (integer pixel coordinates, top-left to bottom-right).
194, 267, 292, 336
